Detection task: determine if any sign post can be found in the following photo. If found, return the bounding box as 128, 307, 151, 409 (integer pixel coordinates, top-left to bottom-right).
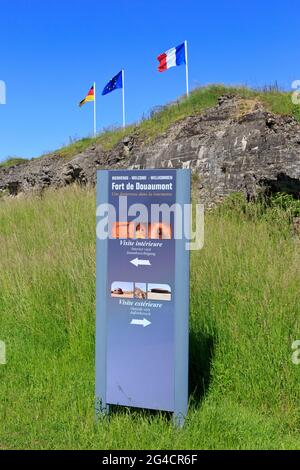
96, 169, 190, 425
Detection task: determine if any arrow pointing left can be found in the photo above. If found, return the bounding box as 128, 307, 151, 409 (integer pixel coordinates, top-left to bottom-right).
130, 258, 151, 267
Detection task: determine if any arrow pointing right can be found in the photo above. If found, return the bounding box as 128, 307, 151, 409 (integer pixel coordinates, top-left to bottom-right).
130, 318, 151, 327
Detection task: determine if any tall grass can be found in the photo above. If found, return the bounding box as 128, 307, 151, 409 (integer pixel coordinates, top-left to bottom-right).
0, 186, 300, 449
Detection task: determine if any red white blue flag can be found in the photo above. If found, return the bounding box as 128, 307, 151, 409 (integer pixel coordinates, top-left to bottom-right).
157, 42, 186, 72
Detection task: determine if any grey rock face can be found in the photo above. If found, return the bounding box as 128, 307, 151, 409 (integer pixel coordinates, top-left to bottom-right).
1, 95, 300, 206
0, 154, 63, 196
60, 144, 105, 186
0, 144, 106, 196
128, 96, 300, 206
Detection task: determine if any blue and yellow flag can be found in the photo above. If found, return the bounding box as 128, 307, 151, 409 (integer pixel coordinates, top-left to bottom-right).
102, 71, 123, 96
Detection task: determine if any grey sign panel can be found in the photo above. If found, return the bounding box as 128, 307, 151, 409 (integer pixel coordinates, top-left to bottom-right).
96, 169, 190, 423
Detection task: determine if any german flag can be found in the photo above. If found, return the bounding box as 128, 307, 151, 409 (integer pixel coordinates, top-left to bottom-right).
79, 85, 94, 107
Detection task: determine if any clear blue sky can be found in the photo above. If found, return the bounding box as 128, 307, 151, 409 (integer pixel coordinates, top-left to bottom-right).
0, 0, 298, 161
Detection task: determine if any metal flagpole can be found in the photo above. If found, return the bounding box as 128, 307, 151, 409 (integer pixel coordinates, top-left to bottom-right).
93, 81, 97, 136
122, 69, 125, 129
184, 40, 189, 97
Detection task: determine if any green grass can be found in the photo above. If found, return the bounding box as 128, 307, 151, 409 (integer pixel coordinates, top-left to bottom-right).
0, 186, 300, 449
0, 156, 29, 168
2, 84, 299, 167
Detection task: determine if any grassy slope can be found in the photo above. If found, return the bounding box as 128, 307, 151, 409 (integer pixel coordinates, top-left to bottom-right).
1, 84, 300, 167
0, 157, 29, 168
0, 187, 300, 449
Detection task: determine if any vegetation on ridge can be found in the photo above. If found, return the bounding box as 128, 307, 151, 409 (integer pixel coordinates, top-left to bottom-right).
0, 156, 29, 168
1, 84, 299, 167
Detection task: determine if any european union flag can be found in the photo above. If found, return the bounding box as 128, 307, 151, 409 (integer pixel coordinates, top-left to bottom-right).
102, 71, 123, 95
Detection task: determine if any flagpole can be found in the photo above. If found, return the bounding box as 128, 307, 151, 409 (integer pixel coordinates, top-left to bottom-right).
184, 40, 189, 97
93, 81, 97, 136
122, 69, 125, 129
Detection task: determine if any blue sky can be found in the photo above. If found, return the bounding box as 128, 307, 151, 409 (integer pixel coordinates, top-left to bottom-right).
0, 0, 298, 161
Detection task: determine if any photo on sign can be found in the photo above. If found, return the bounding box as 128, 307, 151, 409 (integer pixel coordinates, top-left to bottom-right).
147, 283, 172, 301
135, 223, 148, 239
111, 221, 172, 240
111, 281, 134, 298
149, 223, 172, 240
111, 222, 131, 239
134, 283, 147, 299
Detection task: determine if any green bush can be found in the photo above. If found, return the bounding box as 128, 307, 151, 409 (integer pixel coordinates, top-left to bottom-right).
218, 192, 300, 238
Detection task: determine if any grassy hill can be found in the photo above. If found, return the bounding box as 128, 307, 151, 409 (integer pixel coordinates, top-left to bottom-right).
1, 84, 300, 167
0, 186, 300, 449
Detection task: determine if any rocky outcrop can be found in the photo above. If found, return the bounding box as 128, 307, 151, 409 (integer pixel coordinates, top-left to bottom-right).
1, 95, 300, 206
0, 145, 106, 195
128, 95, 300, 205
60, 144, 105, 186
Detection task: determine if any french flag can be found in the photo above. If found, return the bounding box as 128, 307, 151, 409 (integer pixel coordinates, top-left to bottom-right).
157, 42, 186, 72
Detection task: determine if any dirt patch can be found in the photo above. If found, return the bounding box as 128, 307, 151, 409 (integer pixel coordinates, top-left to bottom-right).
236, 98, 262, 119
